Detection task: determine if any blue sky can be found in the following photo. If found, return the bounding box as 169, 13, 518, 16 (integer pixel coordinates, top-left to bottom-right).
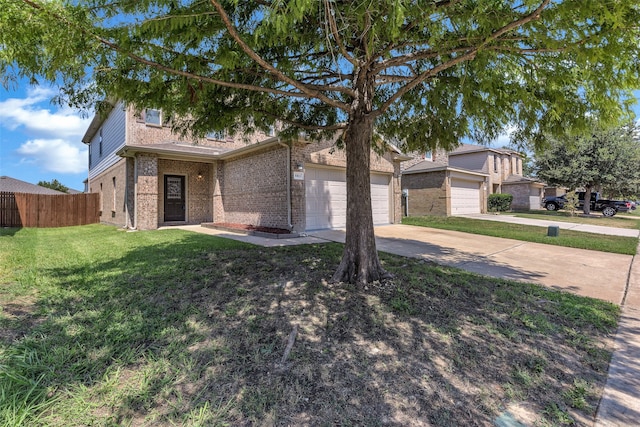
1, 80, 639, 192
0, 83, 92, 192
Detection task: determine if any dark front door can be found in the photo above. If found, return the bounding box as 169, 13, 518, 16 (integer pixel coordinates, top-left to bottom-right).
164, 175, 185, 221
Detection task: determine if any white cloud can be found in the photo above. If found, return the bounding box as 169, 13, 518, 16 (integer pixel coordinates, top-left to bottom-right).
0, 87, 91, 139
16, 139, 87, 174
491, 125, 517, 148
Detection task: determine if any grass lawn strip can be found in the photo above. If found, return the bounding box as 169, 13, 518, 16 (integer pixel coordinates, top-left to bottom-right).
509, 210, 640, 230
0, 224, 619, 426
403, 216, 638, 255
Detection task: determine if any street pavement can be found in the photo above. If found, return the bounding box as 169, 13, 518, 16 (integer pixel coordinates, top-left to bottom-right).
167, 220, 640, 426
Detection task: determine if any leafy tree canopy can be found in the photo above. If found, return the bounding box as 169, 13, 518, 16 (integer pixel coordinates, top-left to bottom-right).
38, 179, 69, 193
4, 0, 640, 282
2, 0, 639, 147
535, 121, 640, 199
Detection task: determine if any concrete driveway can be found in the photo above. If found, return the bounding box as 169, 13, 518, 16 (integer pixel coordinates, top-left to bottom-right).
310, 224, 633, 305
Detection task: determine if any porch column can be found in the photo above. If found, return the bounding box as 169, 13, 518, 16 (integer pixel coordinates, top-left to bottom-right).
136, 154, 159, 230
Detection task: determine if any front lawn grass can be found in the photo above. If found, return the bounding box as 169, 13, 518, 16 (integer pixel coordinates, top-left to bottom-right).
403, 216, 638, 255
0, 224, 619, 426
509, 210, 640, 230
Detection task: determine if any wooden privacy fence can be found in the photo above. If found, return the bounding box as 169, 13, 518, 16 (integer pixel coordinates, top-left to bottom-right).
0, 192, 100, 228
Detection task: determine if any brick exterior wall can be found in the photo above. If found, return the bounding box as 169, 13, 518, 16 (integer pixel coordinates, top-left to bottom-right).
216, 146, 290, 229
213, 162, 225, 224
126, 157, 135, 228
90, 105, 407, 231
544, 187, 566, 198
88, 159, 128, 227
504, 183, 530, 210
401, 171, 448, 216
125, 106, 270, 150
136, 154, 159, 230
504, 183, 544, 211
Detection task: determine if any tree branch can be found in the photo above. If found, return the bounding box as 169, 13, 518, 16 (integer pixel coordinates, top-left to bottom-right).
323, 0, 358, 67
375, 0, 462, 61
21, 0, 316, 100
374, 46, 476, 73
372, 0, 552, 117
375, 74, 414, 85
253, 108, 347, 133
208, 0, 350, 111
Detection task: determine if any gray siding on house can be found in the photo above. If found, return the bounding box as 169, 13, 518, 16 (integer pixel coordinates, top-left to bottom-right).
88, 102, 126, 180
448, 151, 488, 172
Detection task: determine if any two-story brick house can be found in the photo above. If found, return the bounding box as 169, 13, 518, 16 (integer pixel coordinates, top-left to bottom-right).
401, 144, 544, 216
83, 101, 407, 231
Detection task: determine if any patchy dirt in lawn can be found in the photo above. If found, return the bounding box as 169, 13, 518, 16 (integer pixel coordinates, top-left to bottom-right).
2, 233, 618, 426
0, 294, 41, 343
210, 222, 293, 234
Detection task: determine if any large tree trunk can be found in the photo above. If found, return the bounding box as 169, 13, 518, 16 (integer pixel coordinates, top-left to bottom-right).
331, 113, 391, 285
583, 186, 592, 215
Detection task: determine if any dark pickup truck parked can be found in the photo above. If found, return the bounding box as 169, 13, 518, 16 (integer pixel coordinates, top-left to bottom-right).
542, 192, 629, 217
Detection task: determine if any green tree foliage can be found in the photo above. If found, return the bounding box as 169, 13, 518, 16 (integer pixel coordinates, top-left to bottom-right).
37, 179, 69, 193
3, 1, 640, 282
535, 122, 640, 213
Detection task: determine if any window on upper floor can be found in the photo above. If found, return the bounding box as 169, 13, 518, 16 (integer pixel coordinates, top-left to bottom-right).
425, 151, 433, 161
145, 109, 162, 126
98, 129, 103, 156
493, 155, 498, 172
206, 130, 226, 141
266, 125, 276, 137
112, 177, 117, 212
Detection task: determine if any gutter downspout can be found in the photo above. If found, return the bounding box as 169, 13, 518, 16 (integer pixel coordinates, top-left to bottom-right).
277, 140, 293, 230
133, 155, 138, 230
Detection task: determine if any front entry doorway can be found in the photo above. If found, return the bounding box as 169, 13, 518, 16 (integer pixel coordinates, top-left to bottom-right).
164, 175, 185, 221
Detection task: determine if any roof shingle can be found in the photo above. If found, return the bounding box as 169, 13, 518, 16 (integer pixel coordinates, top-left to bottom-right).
0, 176, 67, 195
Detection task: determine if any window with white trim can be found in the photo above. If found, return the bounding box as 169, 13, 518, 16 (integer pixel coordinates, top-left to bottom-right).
112, 177, 116, 212
145, 109, 162, 126
206, 130, 226, 141
266, 125, 276, 137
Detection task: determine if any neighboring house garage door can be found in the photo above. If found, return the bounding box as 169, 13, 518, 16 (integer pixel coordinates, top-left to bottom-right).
305, 167, 390, 230
450, 178, 481, 215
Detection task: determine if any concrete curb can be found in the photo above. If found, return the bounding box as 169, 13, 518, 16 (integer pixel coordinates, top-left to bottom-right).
595, 241, 640, 426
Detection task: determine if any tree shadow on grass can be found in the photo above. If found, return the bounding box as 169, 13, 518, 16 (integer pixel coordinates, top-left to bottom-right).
2, 230, 619, 426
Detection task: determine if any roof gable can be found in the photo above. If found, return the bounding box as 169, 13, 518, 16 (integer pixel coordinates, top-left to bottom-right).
449, 143, 519, 157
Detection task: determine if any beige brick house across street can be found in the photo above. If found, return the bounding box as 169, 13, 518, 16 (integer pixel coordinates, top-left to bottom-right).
83, 101, 409, 232
401, 144, 545, 216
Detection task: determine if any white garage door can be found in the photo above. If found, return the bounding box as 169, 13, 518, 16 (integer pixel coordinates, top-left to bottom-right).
450, 178, 481, 215
305, 167, 390, 230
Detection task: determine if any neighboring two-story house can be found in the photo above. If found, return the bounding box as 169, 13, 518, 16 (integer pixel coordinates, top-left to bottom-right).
82, 101, 407, 231
401, 144, 544, 216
